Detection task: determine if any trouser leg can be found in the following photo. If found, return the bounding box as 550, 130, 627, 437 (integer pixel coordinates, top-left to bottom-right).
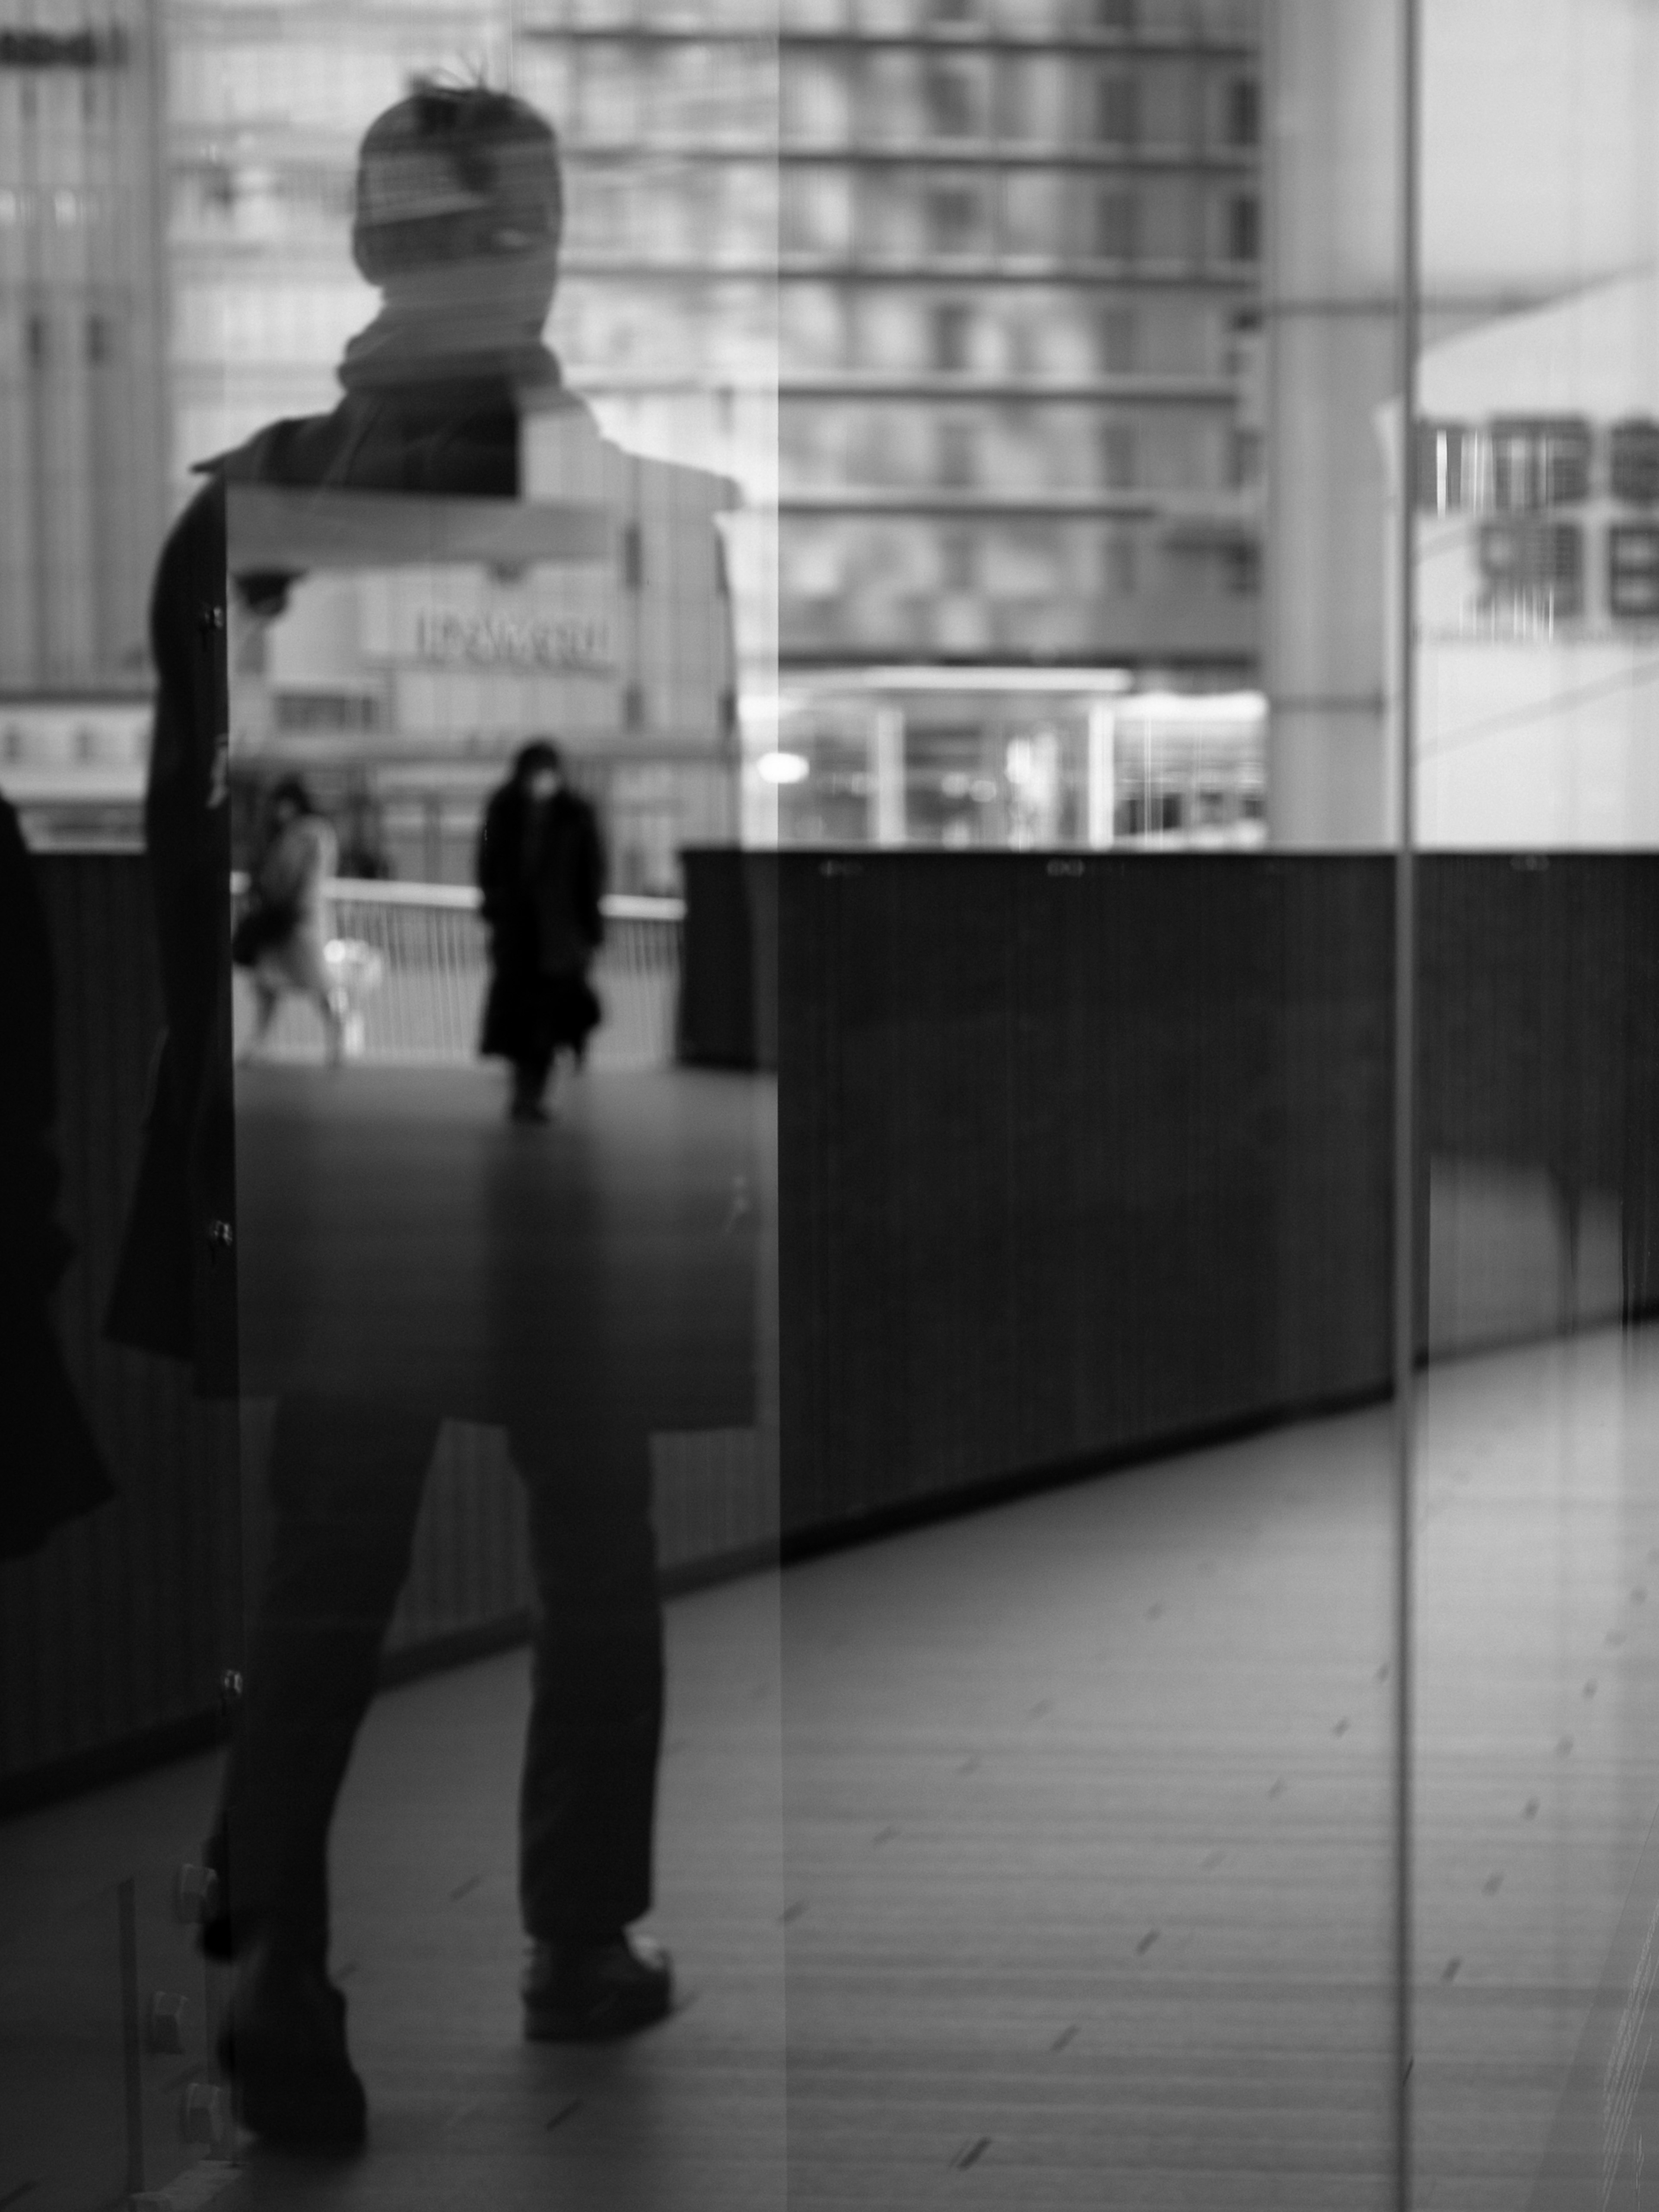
512, 1419, 664, 1940
511, 1043, 556, 1111
242, 978, 280, 1060
216, 1393, 440, 1963
313, 986, 345, 1065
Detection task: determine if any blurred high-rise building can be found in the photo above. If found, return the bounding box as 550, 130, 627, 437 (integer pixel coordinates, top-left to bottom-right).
772, 0, 1265, 847
162, 0, 775, 888
0, 0, 169, 843
0, 0, 1263, 858
2, 0, 777, 874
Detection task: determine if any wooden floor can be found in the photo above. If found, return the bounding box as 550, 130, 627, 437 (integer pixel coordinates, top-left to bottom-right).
7, 1330, 1659, 2209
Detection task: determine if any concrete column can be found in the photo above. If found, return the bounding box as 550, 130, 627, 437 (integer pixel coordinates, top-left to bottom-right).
1263, 0, 1405, 848
871, 703, 905, 846
1086, 701, 1116, 848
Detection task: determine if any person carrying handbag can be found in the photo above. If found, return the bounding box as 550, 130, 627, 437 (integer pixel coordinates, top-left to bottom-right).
235, 776, 345, 1066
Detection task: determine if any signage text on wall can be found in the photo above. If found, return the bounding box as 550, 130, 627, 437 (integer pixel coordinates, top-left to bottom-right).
412, 607, 614, 673
1417, 415, 1659, 630
0, 29, 127, 68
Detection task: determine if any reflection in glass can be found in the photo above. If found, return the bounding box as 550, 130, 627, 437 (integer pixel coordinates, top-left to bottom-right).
205, 89, 768, 2178
4, 22, 782, 2206
1405, 5, 1659, 2202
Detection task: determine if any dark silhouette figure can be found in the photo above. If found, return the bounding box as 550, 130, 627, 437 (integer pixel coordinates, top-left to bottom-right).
0, 795, 114, 1558
478, 739, 605, 1121
104, 81, 738, 2154
337, 770, 393, 882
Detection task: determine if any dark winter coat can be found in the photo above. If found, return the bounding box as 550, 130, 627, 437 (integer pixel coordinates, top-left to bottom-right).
105, 371, 540, 1395
105, 347, 735, 1403
0, 796, 115, 1553
477, 781, 607, 1062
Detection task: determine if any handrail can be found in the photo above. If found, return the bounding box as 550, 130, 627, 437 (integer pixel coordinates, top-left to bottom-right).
230, 873, 683, 1069
230, 872, 684, 923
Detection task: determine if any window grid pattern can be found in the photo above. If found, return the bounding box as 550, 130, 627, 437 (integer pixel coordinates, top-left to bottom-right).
138, 3, 1262, 705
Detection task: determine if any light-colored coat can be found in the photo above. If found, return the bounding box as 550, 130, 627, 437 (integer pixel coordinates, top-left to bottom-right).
252, 813, 337, 998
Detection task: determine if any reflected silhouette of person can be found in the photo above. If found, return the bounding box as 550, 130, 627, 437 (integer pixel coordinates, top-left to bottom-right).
104, 83, 734, 2154
0, 794, 114, 1558
478, 738, 605, 1121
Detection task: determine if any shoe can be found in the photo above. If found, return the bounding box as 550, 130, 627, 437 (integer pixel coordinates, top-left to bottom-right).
216, 1945, 367, 2153
509, 1096, 550, 1124
521, 1931, 673, 2041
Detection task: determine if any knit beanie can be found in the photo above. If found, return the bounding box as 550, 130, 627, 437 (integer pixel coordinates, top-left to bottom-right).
352, 81, 563, 281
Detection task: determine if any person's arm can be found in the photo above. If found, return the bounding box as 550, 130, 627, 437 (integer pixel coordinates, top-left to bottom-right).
583, 803, 607, 948
105, 473, 239, 1390
475, 799, 496, 920
143, 483, 231, 1058
476, 792, 513, 925
302, 819, 337, 911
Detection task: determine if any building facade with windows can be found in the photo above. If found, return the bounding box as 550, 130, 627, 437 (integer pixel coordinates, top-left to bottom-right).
771, 0, 1265, 849
0, 0, 169, 845
167, 0, 776, 888
0, 0, 1263, 861
4, 0, 775, 879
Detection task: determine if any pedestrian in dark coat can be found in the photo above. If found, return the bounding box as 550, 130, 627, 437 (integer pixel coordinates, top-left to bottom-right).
478, 739, 605, 1120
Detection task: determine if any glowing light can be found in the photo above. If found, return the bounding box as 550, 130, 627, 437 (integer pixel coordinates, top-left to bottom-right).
756, 750, 810, 786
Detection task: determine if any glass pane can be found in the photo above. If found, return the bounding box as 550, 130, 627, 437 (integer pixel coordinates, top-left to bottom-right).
3, 4, 782, 2205
775, 0, 1404, 2204
0, 7, 243, 2203
1410, 3, 1659, 2203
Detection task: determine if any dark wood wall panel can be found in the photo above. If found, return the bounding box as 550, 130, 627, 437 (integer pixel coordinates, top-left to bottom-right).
1264, 858, 1395, 1406
776, 854, 1396, 1534
677, 847, 778, 1070
778, 853, 1659, 1541
15, 850, 1659, 1803
677, 847, 758, 1068
1620, 867, 1659, 1311
1420, 859, 1630, 1194
1418, 857, 1659, 1331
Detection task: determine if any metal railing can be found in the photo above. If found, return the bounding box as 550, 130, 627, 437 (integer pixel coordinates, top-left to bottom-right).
232, 876, 683, 1068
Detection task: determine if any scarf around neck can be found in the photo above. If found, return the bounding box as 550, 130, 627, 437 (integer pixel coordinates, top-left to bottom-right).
337, 304, 566, 400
